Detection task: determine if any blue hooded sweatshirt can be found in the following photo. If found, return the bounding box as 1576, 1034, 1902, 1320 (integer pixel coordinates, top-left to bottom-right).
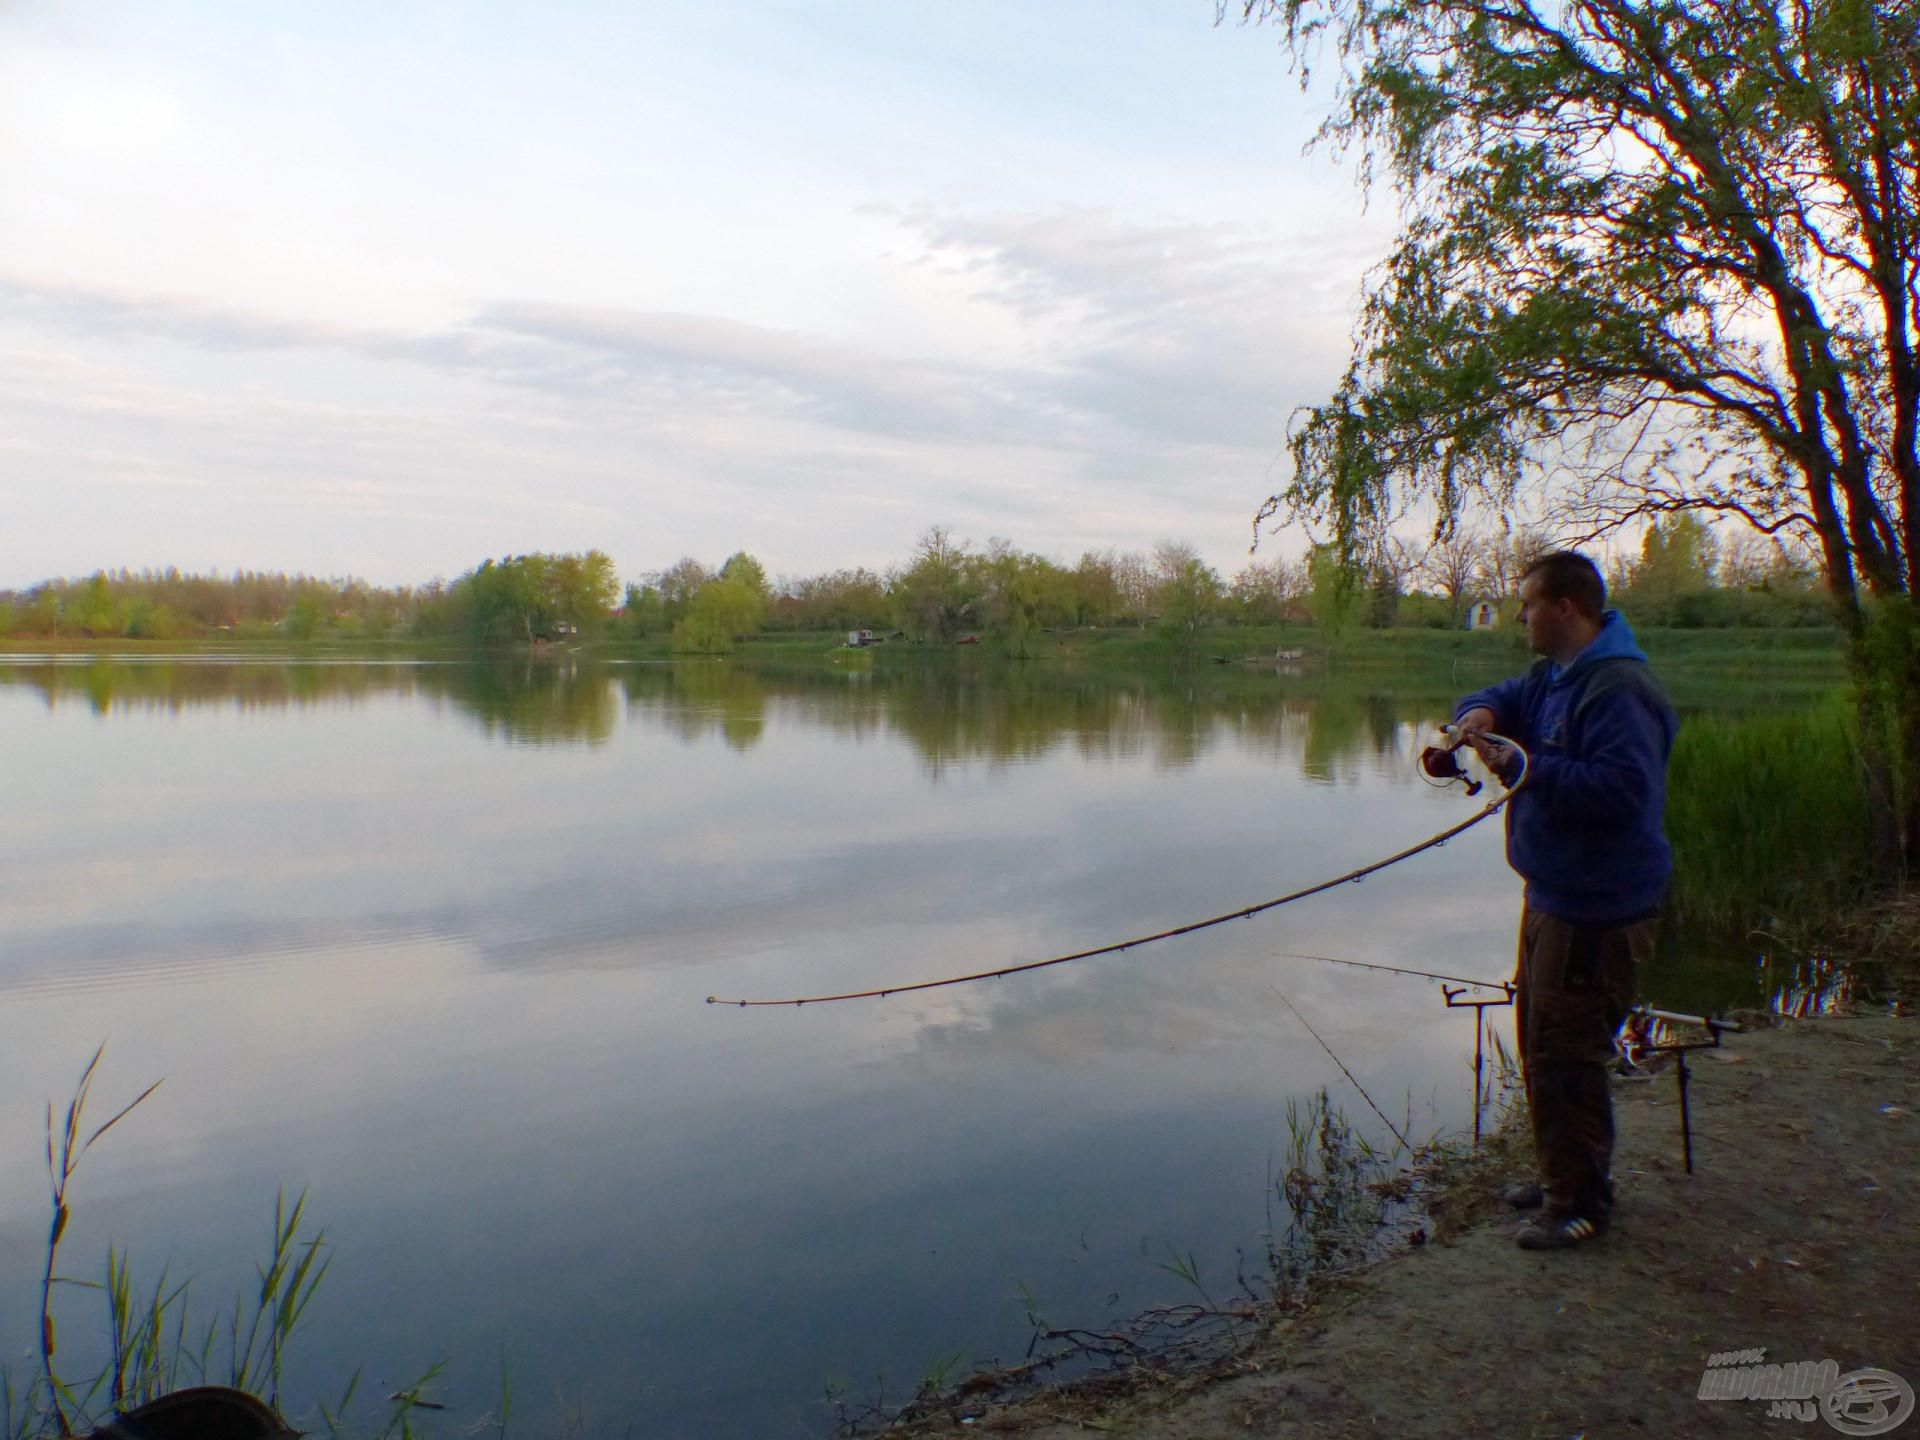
1455, 611, 1678, 925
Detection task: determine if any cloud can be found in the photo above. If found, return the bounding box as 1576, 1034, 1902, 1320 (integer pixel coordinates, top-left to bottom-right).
462, 301, 1070, 445
0, 270, 361, 352
2, 201, 1372, 452
3, 204, 1386, 582
903, 207, 1378, 449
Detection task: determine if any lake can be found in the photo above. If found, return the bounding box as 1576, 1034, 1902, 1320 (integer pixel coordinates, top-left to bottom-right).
0, 652, 1815, 1437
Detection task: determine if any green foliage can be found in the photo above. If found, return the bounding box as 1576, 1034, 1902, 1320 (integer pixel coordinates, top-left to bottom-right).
1620, 515, 1718, 627
890, 527, 982, 642
1666, 700, 1873, 932
70, 574, 122, 637
670, 574, 765, 654
1227, 558, 1301, 625
1852, 596, 1920, 870
2, 569, 423, 643
1363, 562, 1400, 630
717, 551, 768, 598
282, 594, 327, 642
122, 600, 182, 640
978, 544, 1051, 658
1395, 591, 1454, 629
450, 551, 619, 646
767, 567, 890, 632
1152, 542, 1224, 651
623, 582, 667, 636
652, 558, 711, 628
669, 612, 730, 655
1238, 0, 1919, 874
1305, 544, 1363, 639
0, 527, 1856, 667
1070, 551, 1125, 627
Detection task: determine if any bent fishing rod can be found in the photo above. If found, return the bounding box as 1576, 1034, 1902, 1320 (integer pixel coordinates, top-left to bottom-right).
706, 726, 1528, 1008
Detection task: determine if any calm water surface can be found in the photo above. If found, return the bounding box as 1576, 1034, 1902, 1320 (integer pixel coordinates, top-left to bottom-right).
0, 655, 1779, 1436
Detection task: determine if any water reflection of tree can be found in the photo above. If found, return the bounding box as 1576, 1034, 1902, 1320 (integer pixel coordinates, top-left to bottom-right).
0, 656, 1457, 774
1295, 692, 1412, 783
1, 657, 620, 746
619, 662, 768, 752
673, 662, 1457, 780
11, 659, 409, 717
456, 659, 619, 746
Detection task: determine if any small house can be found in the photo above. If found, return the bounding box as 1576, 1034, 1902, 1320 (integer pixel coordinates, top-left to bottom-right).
1465, 598, 1499, 630
846, 629, 876, 647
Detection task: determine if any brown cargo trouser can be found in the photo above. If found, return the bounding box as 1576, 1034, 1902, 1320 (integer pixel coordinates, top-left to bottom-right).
1515, 906, 1657, 1220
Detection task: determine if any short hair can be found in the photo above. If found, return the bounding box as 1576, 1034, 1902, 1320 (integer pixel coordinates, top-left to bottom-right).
1522, 550, 1606, 620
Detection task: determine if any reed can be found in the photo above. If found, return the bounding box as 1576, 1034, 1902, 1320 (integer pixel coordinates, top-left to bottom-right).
1268, 1088, 1409, 1294
5, 1047, 450, 1440
1665, 699, 1873, 933
28, 1043, 163, 1438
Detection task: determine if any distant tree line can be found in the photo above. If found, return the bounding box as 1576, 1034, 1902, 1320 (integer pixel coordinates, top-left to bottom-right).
0, 568, 430, 641
0, 520, 1834, 649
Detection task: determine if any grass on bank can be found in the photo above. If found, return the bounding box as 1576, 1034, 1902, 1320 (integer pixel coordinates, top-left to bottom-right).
1666, 698, 1875, 935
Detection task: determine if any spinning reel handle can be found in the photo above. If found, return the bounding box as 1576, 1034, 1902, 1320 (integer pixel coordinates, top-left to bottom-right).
1420, 724, 1483, 795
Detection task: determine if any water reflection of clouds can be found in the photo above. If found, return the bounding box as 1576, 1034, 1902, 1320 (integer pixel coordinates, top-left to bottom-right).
3, 659, 1532, 1439
887, 860, 1513, 1115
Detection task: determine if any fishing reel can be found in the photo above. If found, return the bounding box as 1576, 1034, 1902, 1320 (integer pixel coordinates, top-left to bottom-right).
1420, 724, 1483, 796
1421, 722, 1529, 796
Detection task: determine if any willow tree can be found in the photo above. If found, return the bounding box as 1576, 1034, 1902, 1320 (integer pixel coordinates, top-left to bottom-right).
1238, 0, 1919, 874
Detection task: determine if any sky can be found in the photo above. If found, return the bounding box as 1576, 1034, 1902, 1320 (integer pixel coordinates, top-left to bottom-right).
0, 0, 1401, 591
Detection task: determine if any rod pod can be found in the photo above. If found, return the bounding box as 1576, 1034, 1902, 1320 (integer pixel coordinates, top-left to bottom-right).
1628, 1006, 1743, 1175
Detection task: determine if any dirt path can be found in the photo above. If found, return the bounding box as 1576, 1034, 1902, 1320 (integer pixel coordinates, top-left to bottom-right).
916, 1011, 1919, 1438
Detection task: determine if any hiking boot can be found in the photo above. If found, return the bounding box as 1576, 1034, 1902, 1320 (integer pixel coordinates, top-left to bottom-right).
1515, 1212, 1608, 1250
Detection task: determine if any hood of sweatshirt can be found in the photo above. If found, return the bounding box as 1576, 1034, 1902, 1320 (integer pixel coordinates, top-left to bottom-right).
1549, 609, 1647, 685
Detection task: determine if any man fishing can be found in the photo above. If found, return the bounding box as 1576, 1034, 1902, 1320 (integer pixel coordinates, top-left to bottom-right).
1451, 550, 1678, 1251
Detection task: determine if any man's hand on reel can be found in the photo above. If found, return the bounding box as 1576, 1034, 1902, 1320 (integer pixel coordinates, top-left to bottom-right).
1422, 708, 1520, 792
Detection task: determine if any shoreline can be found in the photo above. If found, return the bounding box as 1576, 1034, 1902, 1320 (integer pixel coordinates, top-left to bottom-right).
886, 1005, 1918, 1437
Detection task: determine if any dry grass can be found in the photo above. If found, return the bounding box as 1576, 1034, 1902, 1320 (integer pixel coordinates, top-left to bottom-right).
1835, 889, 1920, 967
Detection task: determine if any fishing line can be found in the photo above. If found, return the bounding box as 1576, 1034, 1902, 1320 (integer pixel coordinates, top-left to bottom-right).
1272, 951, 1510, 994
1272, 986, 1411, 1151
705, 732, 1529, 1009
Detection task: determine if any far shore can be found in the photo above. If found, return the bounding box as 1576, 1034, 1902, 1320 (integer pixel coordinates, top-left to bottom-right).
0, 621, 1849, 668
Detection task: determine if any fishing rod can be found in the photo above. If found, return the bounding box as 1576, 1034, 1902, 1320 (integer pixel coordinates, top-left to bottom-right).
705, 729, 1529, 1008
1274, 948, 1518, 1144
1273, 950, 1511, 994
